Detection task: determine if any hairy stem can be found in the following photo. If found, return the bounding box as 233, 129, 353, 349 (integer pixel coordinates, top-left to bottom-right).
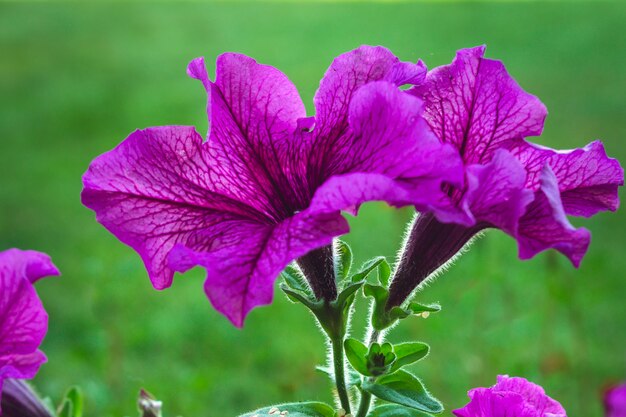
331, 335, 351, 413
355, 390, 372, 417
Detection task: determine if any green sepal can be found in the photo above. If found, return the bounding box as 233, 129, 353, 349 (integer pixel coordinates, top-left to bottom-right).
363, 284, 395, 330
343, 338, 371, 376
350, 256, 386, 283
407, 302, 441, 315
369, 404, 436, 417
57, 386, 84, 417
334, 239, 353, 285
389, 342, 430, 373
361, 370, 443, 414
376, 259, 392, 287
280, 284, 320, 310
239, 402, 336, 417
366, 342, 396, 376
281, 264, 314, 297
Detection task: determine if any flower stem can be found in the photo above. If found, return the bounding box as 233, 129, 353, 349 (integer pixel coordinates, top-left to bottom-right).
331, 335, 351, 414
355, 390, 372, 417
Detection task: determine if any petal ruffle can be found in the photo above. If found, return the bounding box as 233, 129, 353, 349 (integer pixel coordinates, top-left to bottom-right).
515, 166, 591, 267
190, 55, 309, 215
82, 126, 266, 290
0, 249, 59, 284
314, 45, 427, 139
411, 46, 547, 164
0, 249, 56, 360
168, 211, 349, 327
454, 388, 535, 417
310, 81, 463, 214
507, 140, 623, 217
464, 149, 535, 234
495, 376, 567, 416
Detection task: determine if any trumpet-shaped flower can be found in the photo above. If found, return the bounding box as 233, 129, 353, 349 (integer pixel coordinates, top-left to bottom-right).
0, 249, 59, 409
453, 375, 567, 417
388, 46, 622, 307
82, 46, 463, 326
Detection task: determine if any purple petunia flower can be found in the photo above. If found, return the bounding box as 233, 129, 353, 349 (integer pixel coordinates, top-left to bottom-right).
453, 375, 567, 417
387, 46, 623, 307
0, 379, 54, 417
81, 46, 463, 327
605, 383, 626, 417
0, 249, 59, 411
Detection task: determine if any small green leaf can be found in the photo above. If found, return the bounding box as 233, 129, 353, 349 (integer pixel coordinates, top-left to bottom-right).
334, 240, 353, 283
362, 370, 443, 413
344, 338, 371, 376
377, 259, 392, 287
407, 302, 441, 315
57, 386, 84, 417
390, 343, 430, 373
370, 404, 435, 417
239, 402, 336, 417
57, 400, 72, 417
335, 281, 364, 310
350, 257, 386, 282
282, 264, 313, 297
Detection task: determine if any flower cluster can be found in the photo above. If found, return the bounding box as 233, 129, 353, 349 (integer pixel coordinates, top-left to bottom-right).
0, 249, 59, 412
82, 46, 464, 326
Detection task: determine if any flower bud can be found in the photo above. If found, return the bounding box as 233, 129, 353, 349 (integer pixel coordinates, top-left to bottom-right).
0, 379, 54, 417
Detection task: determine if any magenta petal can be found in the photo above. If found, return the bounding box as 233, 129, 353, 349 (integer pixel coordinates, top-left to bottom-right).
508, 140, 623, 217
0, 250, 59, 284
516, 166, 591, 267
0, 249, 55, 390
455, 375, 566, 417
314, 45, 427, 140
495, 376, 567, 416
465, 150, 535, 234
309, 81, 463, 214
411, 45, 547, 164
169, 211, 349, 327
82, 126, 262, 290
453, 388, 534, 417
204, 53, 309, 212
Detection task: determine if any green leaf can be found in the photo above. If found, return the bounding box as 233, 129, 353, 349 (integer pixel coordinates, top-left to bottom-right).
390, 343, 430, 373
350, 257, 386, 282
377, 259, 392, 287
239, 402, 336, 417
282, 264, 313, 297
280, 284, 319, 310
344, 338, 371, 376
362, 370, 443, 413
369, 404, 435, 417
335, 281, 364, 311
334, 239, 353, 283
57, 386, 84, 417
407, 302, 441, 315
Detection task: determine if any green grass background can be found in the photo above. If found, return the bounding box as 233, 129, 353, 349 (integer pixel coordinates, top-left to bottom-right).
1, 1, 625, 416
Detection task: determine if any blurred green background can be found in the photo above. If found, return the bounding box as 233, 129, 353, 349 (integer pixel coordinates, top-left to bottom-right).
1, 1, 625, 416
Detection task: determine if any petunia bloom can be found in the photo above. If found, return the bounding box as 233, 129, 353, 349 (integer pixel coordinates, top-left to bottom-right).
453, 375, 567, 417
387, 45, 623, 308
605, 383, 626, 417
0, 249, 59, 410
81, 46, 463, 326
